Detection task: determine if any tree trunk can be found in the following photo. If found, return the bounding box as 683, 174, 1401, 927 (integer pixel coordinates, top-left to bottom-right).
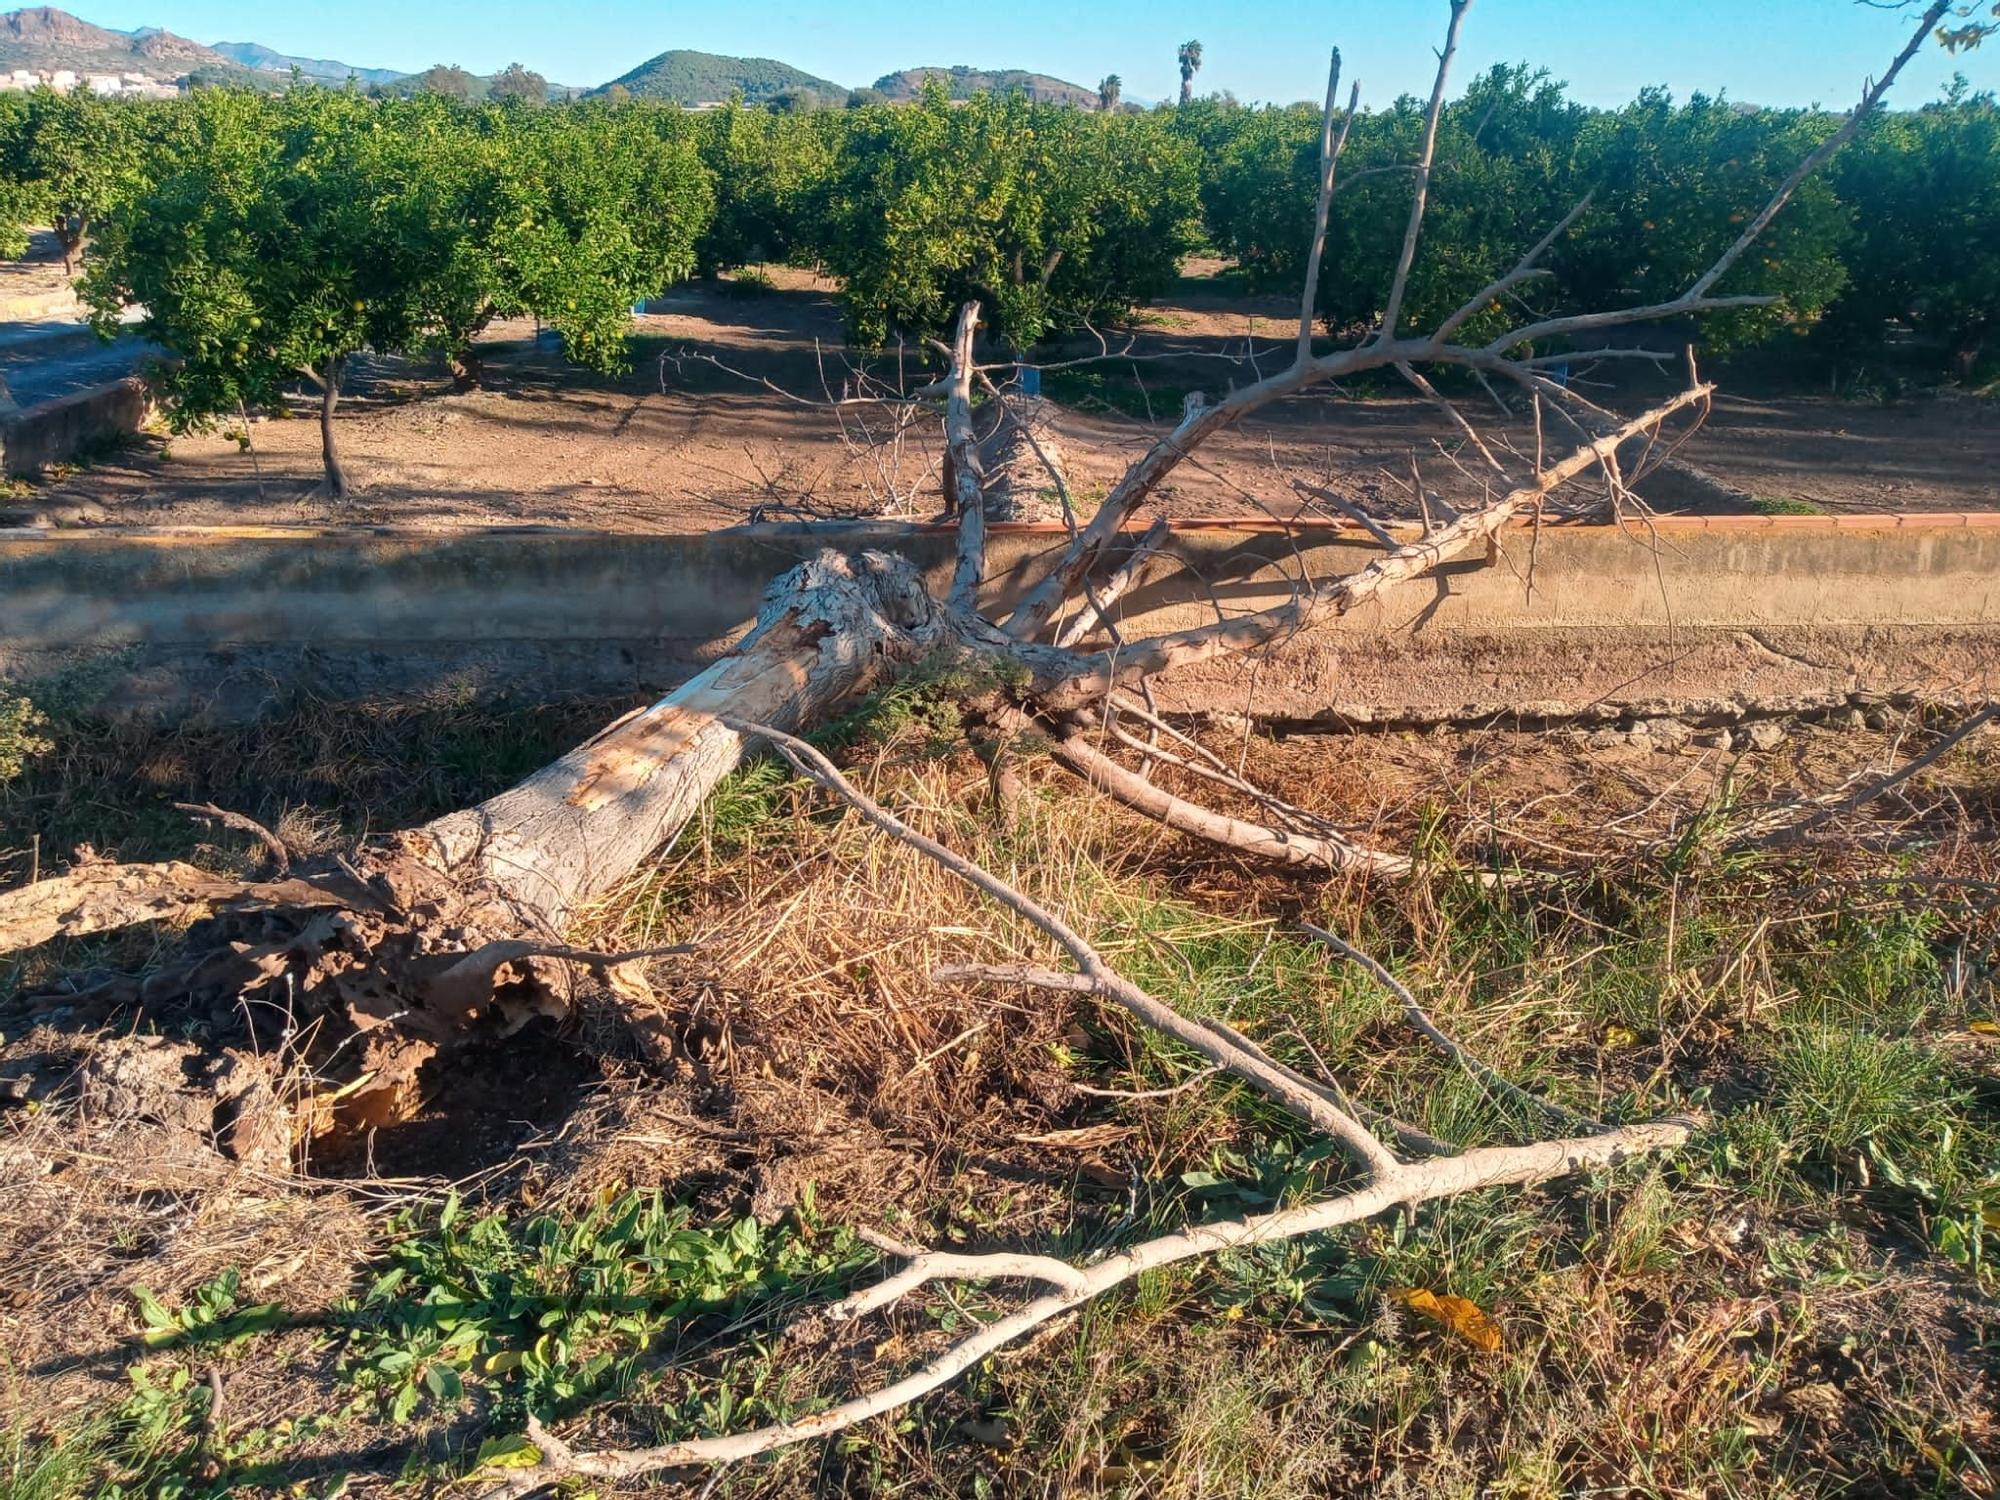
320, 357, 349, 499
1951, 326, 1985, 384
411, 550, 946, 929
446, 350, 484, 391
0, 549, 950, 1144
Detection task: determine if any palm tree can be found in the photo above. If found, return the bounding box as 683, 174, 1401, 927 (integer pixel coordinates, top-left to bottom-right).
1177, 40, 1203, 105
1098, 73, 1122, 112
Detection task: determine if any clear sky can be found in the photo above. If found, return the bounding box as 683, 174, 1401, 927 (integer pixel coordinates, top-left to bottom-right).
71, 0, 1999, 106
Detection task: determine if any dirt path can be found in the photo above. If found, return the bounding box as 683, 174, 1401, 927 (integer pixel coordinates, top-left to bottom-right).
14, 264, 1997, 530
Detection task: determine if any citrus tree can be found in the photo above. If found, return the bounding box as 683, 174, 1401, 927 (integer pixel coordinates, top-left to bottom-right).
0, 92, 39, 261
85, 88, 490, 496
812, 85, 1201, 346
84, 87, 713, 490
8, 87, 160, 271
486, 101, 713, 370
1558, 90, 1852, 351
1823, 84, 2000, 377
685, 100, 837, 276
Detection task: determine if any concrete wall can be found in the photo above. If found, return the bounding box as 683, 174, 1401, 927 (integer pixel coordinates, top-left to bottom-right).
1, 376, 150, 476
1, 516, 1994, 723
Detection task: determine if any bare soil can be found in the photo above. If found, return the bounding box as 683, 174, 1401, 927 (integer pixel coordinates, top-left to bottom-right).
15, 264, 1998, 531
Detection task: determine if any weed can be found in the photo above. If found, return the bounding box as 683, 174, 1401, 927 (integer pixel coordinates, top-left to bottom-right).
1043, 366, 1195, 422
130, 1270, 285, 1351
721, 267, 776, 297
338, 1188, 866, 1422
1751, 494, 1826, 515
0, 691, 49, 783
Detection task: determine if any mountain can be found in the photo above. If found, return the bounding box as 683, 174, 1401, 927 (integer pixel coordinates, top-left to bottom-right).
0, 5, 235, 73
873, 65, 1098, 108
209, 39, 405, 88
591, 48, 844, 105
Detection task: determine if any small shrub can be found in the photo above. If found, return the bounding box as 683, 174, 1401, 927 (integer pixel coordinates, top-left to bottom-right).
0, 691, 50, 782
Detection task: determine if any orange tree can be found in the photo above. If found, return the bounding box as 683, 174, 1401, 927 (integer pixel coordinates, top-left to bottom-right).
1823, 84, 2000, 378
82, 87, 712, 493
809, 84, 1201, 346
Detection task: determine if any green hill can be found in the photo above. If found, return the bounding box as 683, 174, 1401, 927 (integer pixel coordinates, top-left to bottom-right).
873, 65, 1097, 108
591, 48, 843, 105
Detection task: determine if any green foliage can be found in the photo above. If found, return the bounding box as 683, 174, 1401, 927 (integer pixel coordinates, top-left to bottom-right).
0, 88, 161, 265
338, 1188, 866, 1420
82, 88, 463, 429
1824, 85, 2000, 377
482, 100, 713, 369
688, 100, 836, 274
1192, 67, 1851, 353
1562, 89, 1851, 351
1764, 1023, 1965, 1162
814, 86, 1203, 345
128, 1271, 285, 1351
79, 86, 712, 462
0, 690, 50, 782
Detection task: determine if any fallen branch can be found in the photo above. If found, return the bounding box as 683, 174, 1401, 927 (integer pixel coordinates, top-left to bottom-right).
174, 802, 297, 874
478, 1113, 1687, 1497
1738, 703, 1999, 848
456, 720, 1690, 1498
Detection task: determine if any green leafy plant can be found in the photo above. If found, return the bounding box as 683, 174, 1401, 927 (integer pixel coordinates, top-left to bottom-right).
0, 691, 49, 783
339, 1188, 865, 1421
813, 84, 1202, 345
129, 1270, 286, 1350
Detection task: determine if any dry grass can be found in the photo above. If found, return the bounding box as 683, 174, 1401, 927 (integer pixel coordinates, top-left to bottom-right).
0, 692, 1996, 1497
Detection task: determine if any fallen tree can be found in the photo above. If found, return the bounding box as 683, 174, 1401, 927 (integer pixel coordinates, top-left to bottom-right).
0, 1, 1951, 1490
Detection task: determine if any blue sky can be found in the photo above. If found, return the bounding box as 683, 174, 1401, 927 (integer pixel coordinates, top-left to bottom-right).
77, 0, 1998, 105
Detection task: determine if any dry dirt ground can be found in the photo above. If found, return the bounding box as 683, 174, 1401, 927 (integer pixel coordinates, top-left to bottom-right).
15, 264, 1999, 531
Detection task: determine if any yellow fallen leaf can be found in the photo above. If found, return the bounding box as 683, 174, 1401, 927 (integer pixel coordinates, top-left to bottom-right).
1603, 1025, 1639, 1049
1396, 1287, 1503, 1352
1967, 1019, 2000, 1036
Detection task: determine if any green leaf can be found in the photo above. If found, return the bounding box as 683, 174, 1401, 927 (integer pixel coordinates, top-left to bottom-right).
472, 1432, 544, 1471
423, 1364, 464, 1403
131, 1285, 178, 1331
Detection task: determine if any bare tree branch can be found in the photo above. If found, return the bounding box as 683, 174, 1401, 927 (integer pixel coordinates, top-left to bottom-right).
1298, 53, 1359, 363
1378, 0, 1474, 341
1031, 384, 1712, 710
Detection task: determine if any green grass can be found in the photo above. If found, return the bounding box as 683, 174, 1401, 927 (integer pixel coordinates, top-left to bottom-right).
1042, 366, 1197, 422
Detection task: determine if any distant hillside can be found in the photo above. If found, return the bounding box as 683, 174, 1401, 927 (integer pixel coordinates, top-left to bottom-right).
874, 65, 1097, 108
0, 5, 241, 75
591, 48, 843, 105
209, 39, 405, 88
